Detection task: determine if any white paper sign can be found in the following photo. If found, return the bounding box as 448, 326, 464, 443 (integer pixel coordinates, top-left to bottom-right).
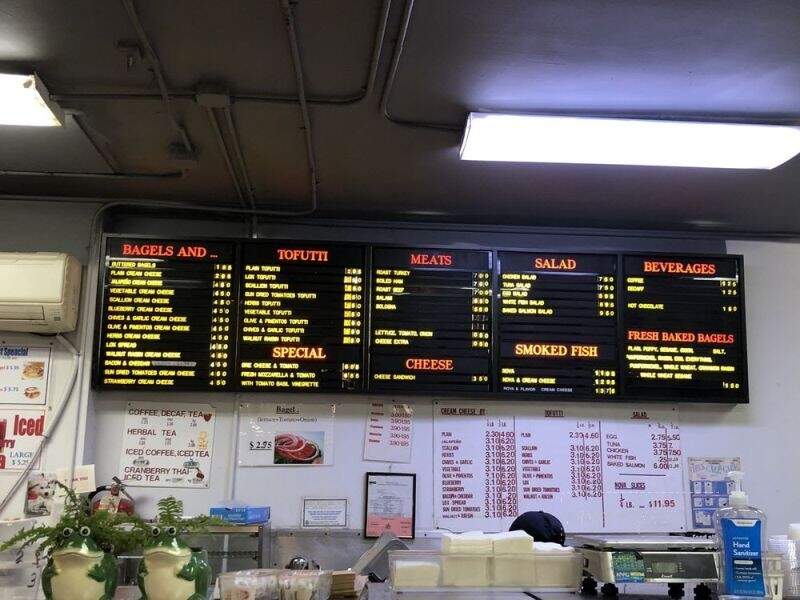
0, 408, 45, 471
0, 347, 52, 405
56, 464, 97, 494
119, 402, 215, 488
364, 399, 413, 463
238, 402, 334, 467
302, 498, 348, 528
434, 401, 685, 533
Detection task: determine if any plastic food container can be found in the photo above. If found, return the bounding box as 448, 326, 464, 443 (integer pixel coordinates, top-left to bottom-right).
218, 569, 332, 600
389, 549, 582, 592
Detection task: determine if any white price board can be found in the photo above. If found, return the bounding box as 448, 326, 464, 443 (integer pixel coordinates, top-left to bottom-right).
364, 399, 413, 463
119, 402, 215, 488
238, 402, 334, 467
0, 347, 52, 405
0, 408, 45, 471
434, 401, 685, 533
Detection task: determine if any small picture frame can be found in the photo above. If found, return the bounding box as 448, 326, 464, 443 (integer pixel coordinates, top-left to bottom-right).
301, 498, 348, 529
364, 472, 416, 539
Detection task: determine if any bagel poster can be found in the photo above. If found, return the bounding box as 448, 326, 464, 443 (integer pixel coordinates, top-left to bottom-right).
238, 402, 335, 467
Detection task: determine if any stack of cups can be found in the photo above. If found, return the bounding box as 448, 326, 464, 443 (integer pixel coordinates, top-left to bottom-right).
768, 524, 800, 598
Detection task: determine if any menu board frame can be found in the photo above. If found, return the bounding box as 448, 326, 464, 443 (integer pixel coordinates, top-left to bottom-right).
619, 251, 749, 404
92, 235, 748, 403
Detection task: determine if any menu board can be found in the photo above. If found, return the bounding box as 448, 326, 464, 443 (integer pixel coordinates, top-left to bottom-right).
96, 238, 236, 389
369, 248, 492, 392
498, 253, 618, 397
434, 401, 685, 533
94, 237, 748, 402
236, 243, 365, 392
622, 255, 746, 400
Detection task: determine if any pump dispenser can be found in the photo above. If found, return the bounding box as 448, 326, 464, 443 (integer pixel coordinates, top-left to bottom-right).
715, 471, 767, 599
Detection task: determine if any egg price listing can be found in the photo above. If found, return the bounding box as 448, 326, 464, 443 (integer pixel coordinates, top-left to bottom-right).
117, 402, 216, 489
237, 402, 335, 467
0, 409, 46, 471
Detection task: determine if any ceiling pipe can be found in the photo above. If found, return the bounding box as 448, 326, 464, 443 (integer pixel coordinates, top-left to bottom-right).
222, 107, 257, 210
0, 169, 185, 179
0, 195, 798, 242
279, 0, 318, 215
119, 0, 196, 156
204, 106, 247, 208
380, 0, 461, 132
50, 0, 392, 108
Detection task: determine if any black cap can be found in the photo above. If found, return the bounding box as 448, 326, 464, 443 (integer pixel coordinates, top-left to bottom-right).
509, 511, 566, 545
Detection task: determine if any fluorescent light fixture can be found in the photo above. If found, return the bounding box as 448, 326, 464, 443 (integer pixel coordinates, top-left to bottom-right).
0, 73, 63, 126
460, 112, 800, 170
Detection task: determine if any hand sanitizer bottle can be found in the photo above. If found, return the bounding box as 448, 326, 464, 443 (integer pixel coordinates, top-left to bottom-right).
715, 471, 767, 599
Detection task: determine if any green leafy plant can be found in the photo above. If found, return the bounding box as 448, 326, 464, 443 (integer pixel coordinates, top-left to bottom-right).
0, 482, 144, 560
147, 496, 224, 535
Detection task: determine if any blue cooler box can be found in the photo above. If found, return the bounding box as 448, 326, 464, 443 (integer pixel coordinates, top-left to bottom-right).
210, 504, 270, 525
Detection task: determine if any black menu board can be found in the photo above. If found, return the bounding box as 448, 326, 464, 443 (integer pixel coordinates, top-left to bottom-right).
96, 238, 236, 389
622, 255, 746, 400
236, 242, 365, 391
497, 253, 618, 397
369, 247, 492, 392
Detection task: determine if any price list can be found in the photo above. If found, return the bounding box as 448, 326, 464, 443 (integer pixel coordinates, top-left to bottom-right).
622, 255, 746, 399
498, 253, 618, 397
484, 416, 518, 520
602, 409, 684, 531
434, 402, 685, 533
369, 248, 492, 392
97, 239, 236, 390
236, 243, 365, 392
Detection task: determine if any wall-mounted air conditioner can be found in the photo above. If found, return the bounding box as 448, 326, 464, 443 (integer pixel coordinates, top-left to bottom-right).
0, 253, 82, 333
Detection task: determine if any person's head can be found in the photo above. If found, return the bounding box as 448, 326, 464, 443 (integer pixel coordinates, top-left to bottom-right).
509, 511, 565, 545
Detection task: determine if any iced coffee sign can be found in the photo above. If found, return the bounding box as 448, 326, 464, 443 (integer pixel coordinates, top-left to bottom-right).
119, 402, 215, 488
0, 409, 45, 470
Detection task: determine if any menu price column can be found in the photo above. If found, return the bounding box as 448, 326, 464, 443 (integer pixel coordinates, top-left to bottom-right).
210, 263, 233, 387
484, 416, 518, 520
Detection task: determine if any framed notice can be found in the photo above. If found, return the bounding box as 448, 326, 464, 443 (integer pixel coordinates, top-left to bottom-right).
302, 498, 348, 528
364, 472, 416, 539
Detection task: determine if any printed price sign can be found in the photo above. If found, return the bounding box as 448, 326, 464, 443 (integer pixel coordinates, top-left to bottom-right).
0, 408, 45, 471
238, 402, 335, 466
364, 399, 413, 463
118, 402, 215, 488
0, 347, 52, 405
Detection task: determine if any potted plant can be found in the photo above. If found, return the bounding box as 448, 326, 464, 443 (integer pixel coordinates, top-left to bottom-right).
135, 497, 221, 600
0, 483, 141, 600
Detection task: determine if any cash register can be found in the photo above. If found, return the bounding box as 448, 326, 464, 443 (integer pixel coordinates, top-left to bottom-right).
573, 534, 718, 599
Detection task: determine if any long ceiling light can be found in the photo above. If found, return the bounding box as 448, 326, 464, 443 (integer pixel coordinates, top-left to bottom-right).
0, 73, 63, 127
460, 112, 800, 170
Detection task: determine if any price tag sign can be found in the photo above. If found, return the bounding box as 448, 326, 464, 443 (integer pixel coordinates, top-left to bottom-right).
238, 402, 335, 467
364, 399, 413, 463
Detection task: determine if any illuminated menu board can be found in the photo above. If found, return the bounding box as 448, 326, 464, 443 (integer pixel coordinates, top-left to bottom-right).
369, 247, 492, 392
236, 243, 365, 392
498, 253, 618, 397
622, 255, 746, 399
97, 238, 235, 389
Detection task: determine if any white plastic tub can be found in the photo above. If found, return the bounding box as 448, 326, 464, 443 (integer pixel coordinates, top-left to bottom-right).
389, 549, 582, 592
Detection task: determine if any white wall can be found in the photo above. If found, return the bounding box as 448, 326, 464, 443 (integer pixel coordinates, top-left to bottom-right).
1, 202, 798, 537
